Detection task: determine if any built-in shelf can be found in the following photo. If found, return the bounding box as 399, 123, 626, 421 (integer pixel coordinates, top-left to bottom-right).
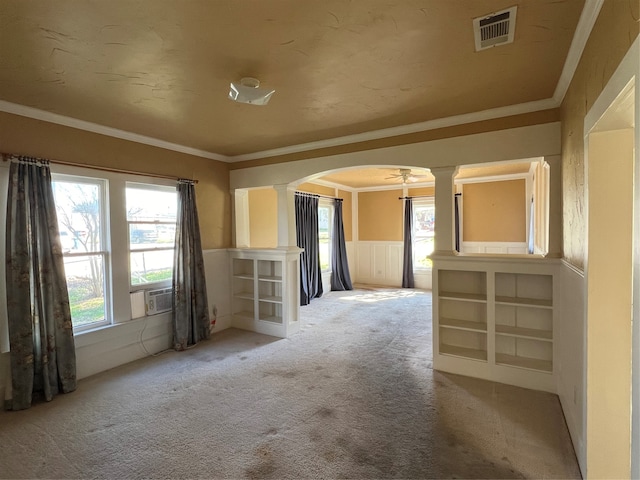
439, 292, 487, 303
495, 296, 552, 308
229, 249, 301, 338
258, 275, 282, 283
440, 317, 487, 332
495, 353, 553, 373
433, 259, 557, 393
440, 344, 488, 362
259, 295, 282, 303
233, 292, 254, 301
495, 324, 552, 341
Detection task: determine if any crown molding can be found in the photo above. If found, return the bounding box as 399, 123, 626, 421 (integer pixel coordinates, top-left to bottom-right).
552, 0, 605, 104
228, 97, 558, 162
0, 100, 230, 162
0, 1, 603, 164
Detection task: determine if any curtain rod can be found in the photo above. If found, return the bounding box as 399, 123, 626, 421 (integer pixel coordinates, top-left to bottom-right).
296, 191, 343, 201
398, 193, 462, 200
1, 152, 198, 184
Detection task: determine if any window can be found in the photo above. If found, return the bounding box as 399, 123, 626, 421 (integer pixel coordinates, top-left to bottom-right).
126, 183, 177, 286
318, 201, 333, 272
52, 177, 110, 330
413, 200, 435, 269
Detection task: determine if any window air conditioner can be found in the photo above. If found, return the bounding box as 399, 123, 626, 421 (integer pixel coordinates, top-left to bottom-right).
145, 287, 173, 315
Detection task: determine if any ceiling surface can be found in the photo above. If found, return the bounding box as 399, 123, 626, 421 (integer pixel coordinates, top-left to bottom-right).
317, 161, 534, 189
0, 0, 585, 158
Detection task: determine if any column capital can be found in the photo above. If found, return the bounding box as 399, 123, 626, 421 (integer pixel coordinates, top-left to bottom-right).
429, 166, 459, 178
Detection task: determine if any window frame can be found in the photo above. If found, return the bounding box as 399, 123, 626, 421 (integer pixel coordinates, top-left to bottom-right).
412, 197, 435, 271
51, 174, 112, 332
318, 198, 334, 274
126, 182, 178, 291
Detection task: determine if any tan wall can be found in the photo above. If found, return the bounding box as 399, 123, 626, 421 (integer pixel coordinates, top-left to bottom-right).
248, 188, 277, 248
561, 2, 639, 270
229, 109, 560, 170
338, 189, 353, 241
297, 182, 335, 196
408, 186, 435, 197
358, 189, 403, 241
462, 179, 526, 242
0, 112, 231, 249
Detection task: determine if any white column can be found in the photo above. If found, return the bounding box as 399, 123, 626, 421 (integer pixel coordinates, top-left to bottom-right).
233, 189, 250, 248
273, 184, 297, 248
431, 166, 459, 255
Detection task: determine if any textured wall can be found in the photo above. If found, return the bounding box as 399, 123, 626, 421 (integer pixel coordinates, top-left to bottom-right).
248, 188, 277, 248
462, 180, 526, 242
561, 1, 639, 270
0, 112, 231, 249
358, 189, 403, 241
338, 189, 353, 242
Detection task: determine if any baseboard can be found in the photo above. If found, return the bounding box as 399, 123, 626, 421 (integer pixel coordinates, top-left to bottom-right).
210, 314, 233, 333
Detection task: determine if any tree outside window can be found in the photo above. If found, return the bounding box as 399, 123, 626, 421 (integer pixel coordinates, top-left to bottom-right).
52, 178, 109, 329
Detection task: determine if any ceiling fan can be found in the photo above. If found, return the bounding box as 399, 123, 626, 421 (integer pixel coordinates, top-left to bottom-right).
385, 168, 428, 184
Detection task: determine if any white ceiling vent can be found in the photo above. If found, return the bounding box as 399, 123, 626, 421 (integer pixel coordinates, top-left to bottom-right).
473, 6, 517, 52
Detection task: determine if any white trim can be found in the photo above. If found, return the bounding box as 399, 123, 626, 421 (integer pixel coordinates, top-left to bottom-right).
553, 0, 605, 104
0, 2, 601, 163
308, 178, 356, 192
0, 100, 230, 162
230, 98, 558, 162
455, 172, 529, 185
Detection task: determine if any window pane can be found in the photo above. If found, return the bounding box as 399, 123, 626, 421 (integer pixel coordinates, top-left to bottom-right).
64, 255, 106, 328
414, 237, 434, 268
130, 250, 174, 285
413, 204, 435, 269
318, 205, 331, 272
52, 181, 102, 252
129, 223, 176, 250
126, 186, 177, 221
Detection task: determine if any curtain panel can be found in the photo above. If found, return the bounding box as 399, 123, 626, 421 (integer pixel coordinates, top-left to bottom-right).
172, 179, 210, 351
330, 198, 353, 291
454, 193, 461, 253
402, 197, 415, 288
5, 157, 76, 410
295, 193, 323, 305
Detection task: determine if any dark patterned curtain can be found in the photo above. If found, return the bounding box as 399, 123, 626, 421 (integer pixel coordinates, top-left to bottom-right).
454, 193, 461, 253
330, 198, 352, 291
295, 193, 323, 305
5, 157, 76, 410
402, 197, 415, 288
172, 179, 210, 350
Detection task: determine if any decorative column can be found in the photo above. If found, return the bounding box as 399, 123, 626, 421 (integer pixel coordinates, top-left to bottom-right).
431, 166, 459, 255
273, 184, 297, 248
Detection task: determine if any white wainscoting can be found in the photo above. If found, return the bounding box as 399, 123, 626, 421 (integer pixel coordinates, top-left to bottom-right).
203, 248, 232, 332
461, 241, 528, 255
556, 261, 586, 475
355, 241, 404, 287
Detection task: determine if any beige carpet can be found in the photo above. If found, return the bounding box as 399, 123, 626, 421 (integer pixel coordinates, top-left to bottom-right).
0, 288, 580, 479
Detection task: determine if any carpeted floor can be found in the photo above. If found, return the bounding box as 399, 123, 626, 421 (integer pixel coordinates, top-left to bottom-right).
0, 288, 580, 479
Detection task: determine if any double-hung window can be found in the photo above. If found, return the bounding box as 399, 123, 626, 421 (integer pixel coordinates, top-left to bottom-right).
52, 176, 110, 330
318, 200, 333, 273
126, 183, 177, 286
413, 199, 435, 269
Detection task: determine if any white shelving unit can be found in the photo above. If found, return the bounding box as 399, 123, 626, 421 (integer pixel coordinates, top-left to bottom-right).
432, 255, 559, 393
438, 270, 488, 362
229, 248, 302, 338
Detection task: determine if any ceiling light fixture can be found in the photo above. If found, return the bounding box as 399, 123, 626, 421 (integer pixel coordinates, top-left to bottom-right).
228, 77, 275, 106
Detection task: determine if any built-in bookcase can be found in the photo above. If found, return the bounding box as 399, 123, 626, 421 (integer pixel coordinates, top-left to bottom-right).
229, 248, 302, 338
433, 256, 559, 393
